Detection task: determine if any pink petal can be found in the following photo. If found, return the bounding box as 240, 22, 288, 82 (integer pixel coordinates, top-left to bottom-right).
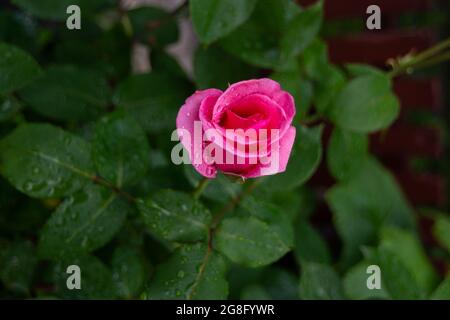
272, 91, 296, 124
243, 126, 297, 178
176, 89, 222, 178
212, 78, 281, 121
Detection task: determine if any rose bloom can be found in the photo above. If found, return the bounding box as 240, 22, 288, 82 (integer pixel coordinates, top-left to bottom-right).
176, 78, 296, 179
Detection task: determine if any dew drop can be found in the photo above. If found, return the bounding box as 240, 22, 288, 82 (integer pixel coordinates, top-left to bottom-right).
24, 181, 34, 191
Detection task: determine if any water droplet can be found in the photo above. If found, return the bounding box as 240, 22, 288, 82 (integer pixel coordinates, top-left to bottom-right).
24, 181, 33, 191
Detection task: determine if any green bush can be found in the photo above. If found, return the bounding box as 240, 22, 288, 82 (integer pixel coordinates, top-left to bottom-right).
0, 0, 449, 300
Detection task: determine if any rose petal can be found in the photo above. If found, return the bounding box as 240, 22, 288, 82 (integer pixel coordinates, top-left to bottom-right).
242, 126, 296, 178
212, 78, 281, 120
272, 91, 296, 124
176, 89, 222, 178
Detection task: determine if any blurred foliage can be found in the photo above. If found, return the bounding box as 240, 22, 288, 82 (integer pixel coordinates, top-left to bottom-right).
0, 0, 449, 300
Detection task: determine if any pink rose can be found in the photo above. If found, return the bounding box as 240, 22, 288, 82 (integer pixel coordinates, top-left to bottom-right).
175, 78, 296, 179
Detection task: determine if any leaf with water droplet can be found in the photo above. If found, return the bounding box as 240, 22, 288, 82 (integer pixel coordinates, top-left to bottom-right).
92, 110, 150, 188
53, 254, 116, 299
137, 190, 211, 243
19, 65, 110, 121
111, 246, 147, 299
299, 262, 344, 300
0, 42, 41, 95
215, 211, 292, 268
0, 240, 37, 296
145, 243, 228, 300
38, 184, 129, 259
0, 123, 94, 198
0, 96, 21, 122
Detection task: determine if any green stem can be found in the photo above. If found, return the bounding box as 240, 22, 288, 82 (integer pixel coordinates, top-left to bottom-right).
192, 178, 210, 200
210, 179, 260, 228
406, 51, 450, 72
92, 175, 136, 203
389, 37, 450, 77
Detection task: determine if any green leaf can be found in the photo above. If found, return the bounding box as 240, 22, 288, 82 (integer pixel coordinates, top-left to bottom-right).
299, 39, 347, 116
19, 65, 110, 121
128, 7, 179, 47
145, 243, 228, 299
345, 63, 384, 77
299, 262, 344, 300
270, 71, 313, 117
329, 74, 400, 133
38, 184, 129, 259
280, 0, 323, 59
294, 220, 331, 265
219, 0, 301, 68
0, 124, 94, 198
327, 127, 369, 181
343, 260, 390, 300
113, 72, 192, 134
191, 0, 258, 44
431, 276, 450, 300
137, 190, 211, 243
111, 246, 147, 299
262, 267, 299, 300
0, 96, 21, 122
12, 0, 100, 21
194, 45, 257, 90
92, 110, 150, 188
0, 42, 41, 95
53, 255, 116, 299
239, 196, 294, 248
0, 241, 37, 295
151, 50, 188, 79
300, 38, 328, 80
370, 246, 424, 299
433, 214, 450, 253
184, 166, 242, 204
379, 227, 437, 294
241, 284, 271, 300
314, 64, 346, 114
265, 125, 323, 191
53, 23, 131, 79
215, 215, 291, 268
326, 158, 415, 266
